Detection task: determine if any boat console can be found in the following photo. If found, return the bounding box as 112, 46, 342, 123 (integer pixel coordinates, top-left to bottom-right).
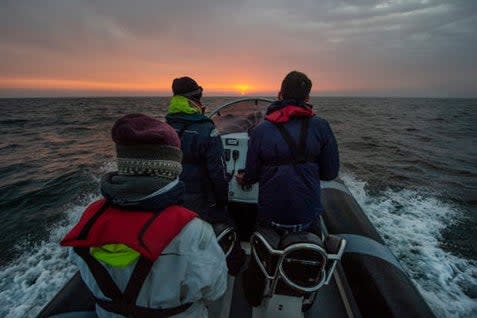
221, 132, 258, 203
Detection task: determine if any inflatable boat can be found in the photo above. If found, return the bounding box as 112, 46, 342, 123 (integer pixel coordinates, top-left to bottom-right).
37, 98, 435, 318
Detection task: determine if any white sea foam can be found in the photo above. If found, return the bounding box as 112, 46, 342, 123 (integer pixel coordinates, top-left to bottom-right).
0, 195, 98, 318
341, 173, 477, 318
0, 162, 114, 318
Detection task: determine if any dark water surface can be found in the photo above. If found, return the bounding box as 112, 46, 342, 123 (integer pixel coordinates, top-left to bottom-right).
0, 97, 476, 317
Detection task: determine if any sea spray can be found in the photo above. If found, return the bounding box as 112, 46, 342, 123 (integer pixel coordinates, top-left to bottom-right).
342, 173, 477, 318
0, 195, 96, 318
0, 162, 114, 318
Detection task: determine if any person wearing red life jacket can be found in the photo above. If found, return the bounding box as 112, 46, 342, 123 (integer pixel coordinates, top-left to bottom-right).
61, 114, 227, 318
236, 71, 340, 233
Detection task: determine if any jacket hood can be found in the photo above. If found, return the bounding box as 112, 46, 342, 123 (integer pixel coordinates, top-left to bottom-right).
265, 100, 315, 123
167, 95, 202, 115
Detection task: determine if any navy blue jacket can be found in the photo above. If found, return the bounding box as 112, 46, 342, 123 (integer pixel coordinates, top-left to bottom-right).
166, 113, 228, 214
243, 101, 339, 225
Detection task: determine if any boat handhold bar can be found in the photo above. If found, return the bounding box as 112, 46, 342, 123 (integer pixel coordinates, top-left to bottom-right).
213, 223, 238, 257
250, 231, 346, 294
209, 97, 274, 118
338, 233, 403, 270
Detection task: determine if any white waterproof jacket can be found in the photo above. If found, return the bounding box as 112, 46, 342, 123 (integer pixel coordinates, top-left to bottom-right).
70, 218, 227, 318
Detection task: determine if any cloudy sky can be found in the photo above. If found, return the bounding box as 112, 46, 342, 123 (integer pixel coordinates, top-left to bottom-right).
1, 0, 476, 97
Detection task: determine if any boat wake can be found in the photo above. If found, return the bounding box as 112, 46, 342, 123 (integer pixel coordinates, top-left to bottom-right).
0, 162, 116, 318
0, 196, 92, 318
342, 173, 477, 318
0, 169, 476, 317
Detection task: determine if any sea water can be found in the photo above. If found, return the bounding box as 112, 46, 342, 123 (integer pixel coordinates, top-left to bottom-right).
0, 97, 475, 317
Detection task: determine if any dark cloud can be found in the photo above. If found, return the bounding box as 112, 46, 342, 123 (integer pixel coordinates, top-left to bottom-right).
0, 0, 476, 97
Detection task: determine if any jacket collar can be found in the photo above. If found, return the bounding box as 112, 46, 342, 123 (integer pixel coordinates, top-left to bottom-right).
265, 100, 315, 123
167, 95, 202, 115
266, 99, 312, 114
101, 172, 185, 211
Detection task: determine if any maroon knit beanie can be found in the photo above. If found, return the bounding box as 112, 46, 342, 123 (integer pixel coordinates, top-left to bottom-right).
112, 114, 182, 178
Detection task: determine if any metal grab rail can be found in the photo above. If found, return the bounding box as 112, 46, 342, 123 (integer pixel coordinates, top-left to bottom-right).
208, 97, 274, 118
251, 231, 346, 294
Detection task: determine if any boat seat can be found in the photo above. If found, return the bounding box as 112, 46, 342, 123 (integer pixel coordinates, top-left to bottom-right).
275, 231, 328, 297
279, 231, 324, 249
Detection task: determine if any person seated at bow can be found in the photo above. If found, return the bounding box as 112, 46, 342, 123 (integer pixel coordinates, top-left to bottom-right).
61, 114, 227, 318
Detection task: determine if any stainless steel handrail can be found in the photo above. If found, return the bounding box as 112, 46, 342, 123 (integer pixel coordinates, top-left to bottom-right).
208, 97, 274, 118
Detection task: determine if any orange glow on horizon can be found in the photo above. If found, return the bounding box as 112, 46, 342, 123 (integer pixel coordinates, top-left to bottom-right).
0, 78, 272, 95
0, 76, 348, 96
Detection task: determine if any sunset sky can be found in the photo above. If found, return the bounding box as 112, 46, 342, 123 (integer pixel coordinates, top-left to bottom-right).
1, 0, 476, 97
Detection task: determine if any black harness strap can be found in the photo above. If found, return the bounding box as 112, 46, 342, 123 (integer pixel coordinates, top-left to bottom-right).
122, 256, 154, 304
273, 118, 315, 190
75, 247, 192, 317
272, 117, 312, 165
298, 117, 310, 161
74, 247, 122, 300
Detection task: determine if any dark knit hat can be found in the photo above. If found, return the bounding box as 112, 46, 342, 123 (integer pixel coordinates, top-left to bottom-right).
112, 114, 182, 178
172, 76, 203, 101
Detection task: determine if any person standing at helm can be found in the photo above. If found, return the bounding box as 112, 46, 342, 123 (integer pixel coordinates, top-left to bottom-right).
166, 77, 229, 222
61, 114, 227, 318
236, 71, 339, 232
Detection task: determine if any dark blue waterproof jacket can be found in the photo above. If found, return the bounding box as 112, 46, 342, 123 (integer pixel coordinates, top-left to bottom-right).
166, 113, 228, 215
243, 101, 339, 225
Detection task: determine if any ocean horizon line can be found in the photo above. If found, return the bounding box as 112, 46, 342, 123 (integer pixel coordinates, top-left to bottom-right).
1, 94, 476, 100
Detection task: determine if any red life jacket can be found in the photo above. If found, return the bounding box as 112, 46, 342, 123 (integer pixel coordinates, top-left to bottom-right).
265, 105, 315, 123
61, 198, 197, 261
61, 199, 198, 317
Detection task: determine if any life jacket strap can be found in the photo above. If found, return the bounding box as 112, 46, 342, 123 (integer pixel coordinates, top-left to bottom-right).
265, 118, 313, 166
75, 246, 192, 317
269, 118, 315, 190
74, 247, 122, 300
276, 117, 310, 162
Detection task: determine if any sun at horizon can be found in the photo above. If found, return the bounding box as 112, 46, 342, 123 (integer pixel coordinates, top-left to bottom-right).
233, 84, 251, 96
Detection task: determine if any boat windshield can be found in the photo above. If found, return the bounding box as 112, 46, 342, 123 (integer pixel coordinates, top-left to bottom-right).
209, 98, 273, 135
